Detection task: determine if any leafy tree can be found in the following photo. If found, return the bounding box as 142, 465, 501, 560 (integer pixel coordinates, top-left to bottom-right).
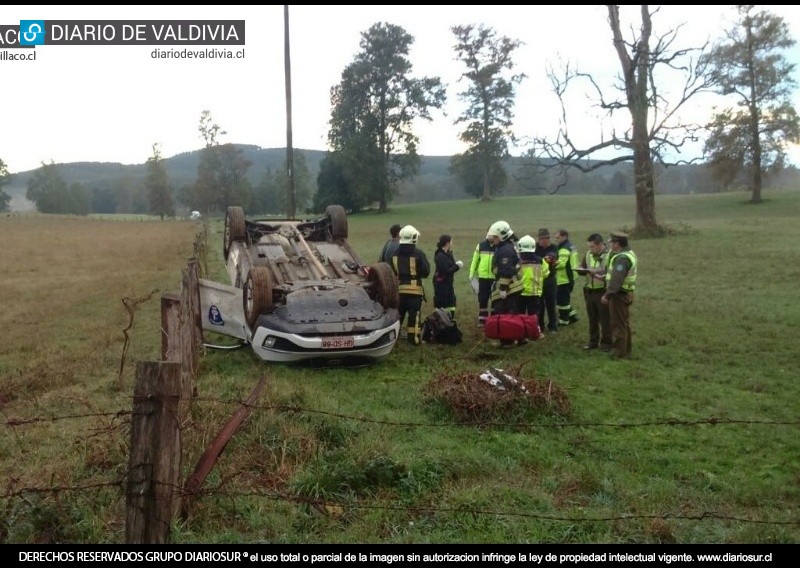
91, 186, 118, 214
145, 143, 174, 219
186, 110, 252, 213
26, 161, 68, 213
215, 143, 253, 211
25, 161, 91, 215
328, 22, 445, 212
113, 174, 136, 214
252, 167, 280, 215
0, 158, 11, 212
530, 6, 712, 234
67, 182, 91, 215
451, 24, 524, 201
449, 149, 506, 199
702, 5, 800, 203
198, 109, 225, 147
312, 150, 377, 213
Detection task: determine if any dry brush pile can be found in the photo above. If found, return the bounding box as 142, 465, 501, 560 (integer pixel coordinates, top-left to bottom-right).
423, 362, 571, 425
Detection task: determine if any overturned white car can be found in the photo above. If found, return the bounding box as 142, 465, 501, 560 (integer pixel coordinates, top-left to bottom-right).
199, 205, 400, 363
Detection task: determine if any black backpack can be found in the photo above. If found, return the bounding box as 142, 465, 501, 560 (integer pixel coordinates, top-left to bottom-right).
421, 308, 463, 345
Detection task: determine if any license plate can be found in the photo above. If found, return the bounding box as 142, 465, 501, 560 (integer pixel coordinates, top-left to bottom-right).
322, 336, 354, 349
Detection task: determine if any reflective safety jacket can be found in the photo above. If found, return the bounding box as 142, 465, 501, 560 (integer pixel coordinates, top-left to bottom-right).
518, 252, 549, 297
556, 239, 580, 286
469, 238, 494, 280
605, 249, 637, 293
582, 250, 607, 291
392, 245, 431, 296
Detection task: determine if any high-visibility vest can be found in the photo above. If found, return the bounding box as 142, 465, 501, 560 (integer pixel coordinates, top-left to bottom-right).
556, 241, 579, 285
606, 250, 637, 292
519, 261, 547, 296
584, 251, 607, 290
469, 239, 494, 279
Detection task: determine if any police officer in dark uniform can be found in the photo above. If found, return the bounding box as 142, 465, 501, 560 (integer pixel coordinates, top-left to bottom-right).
601, 231, 638, 359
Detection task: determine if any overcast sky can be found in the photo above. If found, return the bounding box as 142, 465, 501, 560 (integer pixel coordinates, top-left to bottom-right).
3, 5, 799, 174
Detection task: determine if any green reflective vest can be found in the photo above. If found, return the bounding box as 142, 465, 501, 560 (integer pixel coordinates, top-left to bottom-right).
469, 240, 494, 279
605, 250, 637, 292
584, 250, 607, 291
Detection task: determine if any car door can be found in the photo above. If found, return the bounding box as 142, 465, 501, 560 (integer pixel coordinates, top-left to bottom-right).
198, 278, 250, 341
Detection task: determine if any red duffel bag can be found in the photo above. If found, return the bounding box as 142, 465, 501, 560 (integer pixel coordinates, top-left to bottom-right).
484, 314, 541, 341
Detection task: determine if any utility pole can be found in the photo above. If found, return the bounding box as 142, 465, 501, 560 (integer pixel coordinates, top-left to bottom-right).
284, 5, 296, 218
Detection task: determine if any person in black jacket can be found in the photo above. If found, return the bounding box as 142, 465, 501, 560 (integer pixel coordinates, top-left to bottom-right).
432, 234, 463, 320
379, 223, 402, 264
391, 225, 431, 346
535, 228, 559, 334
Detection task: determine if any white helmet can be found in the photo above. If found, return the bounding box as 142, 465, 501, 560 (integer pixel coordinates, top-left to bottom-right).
486, 220, 513, 241
517, 235, 536, 252
398, 224, 420, 245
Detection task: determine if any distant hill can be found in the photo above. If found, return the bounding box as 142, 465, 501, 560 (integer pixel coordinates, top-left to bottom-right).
4, 146, 460, 211
5, 145, 798, 212
5, 146, 326, 211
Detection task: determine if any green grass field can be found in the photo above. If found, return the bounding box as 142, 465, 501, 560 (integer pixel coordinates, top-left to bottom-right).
1, 190, 799, 543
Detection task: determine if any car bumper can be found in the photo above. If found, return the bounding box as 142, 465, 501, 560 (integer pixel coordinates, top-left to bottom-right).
249, 321, 400, 362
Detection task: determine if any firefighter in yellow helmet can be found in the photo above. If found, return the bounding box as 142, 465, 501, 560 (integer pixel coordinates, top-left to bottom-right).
391, 225, 431, 346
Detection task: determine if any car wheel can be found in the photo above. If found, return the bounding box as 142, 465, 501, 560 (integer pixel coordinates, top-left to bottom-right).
325, 205, 348, 240
224, 206, 246, 260
243, 266, 273, 328
367, 262, 399, 309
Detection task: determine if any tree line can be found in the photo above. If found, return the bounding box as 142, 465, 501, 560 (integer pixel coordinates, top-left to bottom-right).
6, 6, 798, 233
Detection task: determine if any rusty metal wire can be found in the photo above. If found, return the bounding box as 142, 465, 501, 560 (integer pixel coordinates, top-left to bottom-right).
117, 289, 160, 391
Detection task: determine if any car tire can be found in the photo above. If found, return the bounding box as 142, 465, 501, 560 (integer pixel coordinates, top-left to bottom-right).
367, 262, 399, 309
224, 206, 246, 260
325, 205, 348, 240
243, 266, 273, 328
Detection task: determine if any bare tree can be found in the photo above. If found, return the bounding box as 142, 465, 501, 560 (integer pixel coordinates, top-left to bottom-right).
529, 5, 711, 234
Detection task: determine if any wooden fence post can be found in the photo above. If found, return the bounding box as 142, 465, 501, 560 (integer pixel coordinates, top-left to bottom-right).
181, 260, 203, 400
160, 293, 181, 362
125, 361, 182, 544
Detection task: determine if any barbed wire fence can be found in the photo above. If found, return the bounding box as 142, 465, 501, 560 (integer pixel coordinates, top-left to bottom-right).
4, 227, 799, 543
